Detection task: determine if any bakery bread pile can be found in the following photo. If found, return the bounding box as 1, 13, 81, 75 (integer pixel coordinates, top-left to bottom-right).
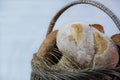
37, 22, 119, 71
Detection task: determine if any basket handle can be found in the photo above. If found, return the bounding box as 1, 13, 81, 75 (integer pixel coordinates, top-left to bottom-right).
46, 0, 120, 36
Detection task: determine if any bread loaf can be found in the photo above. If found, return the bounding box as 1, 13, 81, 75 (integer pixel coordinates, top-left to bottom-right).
92, 28, 119, 69
57, 22, 119, 69
111, 33, 120, 45
37, 30, 62, 65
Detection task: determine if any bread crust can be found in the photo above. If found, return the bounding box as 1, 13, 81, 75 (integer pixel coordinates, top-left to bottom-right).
37, 30, 58, 57
90, 24, 104, 33
111, 33, 120, 45
37, 30, 62, 65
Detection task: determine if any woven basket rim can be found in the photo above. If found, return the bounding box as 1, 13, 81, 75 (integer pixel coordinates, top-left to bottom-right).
31, 53, 120, 80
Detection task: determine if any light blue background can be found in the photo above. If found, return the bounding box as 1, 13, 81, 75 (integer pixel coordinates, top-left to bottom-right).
0, 0, 120, 80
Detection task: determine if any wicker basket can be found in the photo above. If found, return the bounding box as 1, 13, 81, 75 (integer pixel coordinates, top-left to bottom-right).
31, 0, 120, 80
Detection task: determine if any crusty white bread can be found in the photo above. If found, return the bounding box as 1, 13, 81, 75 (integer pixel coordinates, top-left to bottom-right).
92, 28, 119, 69
57, 23, 95, 68
36, 22, 119, 70
57, 22, 119, 69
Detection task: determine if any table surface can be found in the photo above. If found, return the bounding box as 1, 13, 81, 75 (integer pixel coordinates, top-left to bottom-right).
0, 0, 120, 80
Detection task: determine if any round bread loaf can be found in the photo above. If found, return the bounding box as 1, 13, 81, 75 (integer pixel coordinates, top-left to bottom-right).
57, 22, 119, 69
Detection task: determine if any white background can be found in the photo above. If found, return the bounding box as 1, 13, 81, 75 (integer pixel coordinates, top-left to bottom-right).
0, 0, 120, 80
